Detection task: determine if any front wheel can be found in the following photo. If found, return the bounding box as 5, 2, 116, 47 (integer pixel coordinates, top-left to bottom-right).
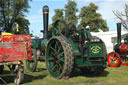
121, 57, 128, 66
14, 63, 24, 85
26, 49, 38, 72
107, 52, 121, 67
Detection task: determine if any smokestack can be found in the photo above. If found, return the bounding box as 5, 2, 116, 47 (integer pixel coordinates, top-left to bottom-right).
117, 23, 121, 44
43, 5, 49, 38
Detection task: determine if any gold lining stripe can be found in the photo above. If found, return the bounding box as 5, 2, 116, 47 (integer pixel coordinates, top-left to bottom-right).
43, 11, 49, 14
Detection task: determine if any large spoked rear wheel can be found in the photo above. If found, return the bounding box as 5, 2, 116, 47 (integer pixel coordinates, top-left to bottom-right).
46, 36, 74, 79
26, 49, 38, 72
107, 52, 121, 67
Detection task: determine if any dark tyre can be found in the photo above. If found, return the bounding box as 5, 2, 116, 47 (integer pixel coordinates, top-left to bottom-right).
26, 49, 38, 72
46, 36, 74, 79
0, 65, 4, 74
14, 63, 24, 85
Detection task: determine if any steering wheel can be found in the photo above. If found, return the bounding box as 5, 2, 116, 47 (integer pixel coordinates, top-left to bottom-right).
52, 20, 68, 37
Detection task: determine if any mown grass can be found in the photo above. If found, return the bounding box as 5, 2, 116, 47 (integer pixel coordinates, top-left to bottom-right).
1, 62, 128, 85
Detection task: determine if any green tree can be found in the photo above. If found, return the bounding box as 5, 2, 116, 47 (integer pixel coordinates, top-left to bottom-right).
0, 0, 31, 34
79, 3, 109, 32
64, 0, 78, 25
52, 9, 64, 23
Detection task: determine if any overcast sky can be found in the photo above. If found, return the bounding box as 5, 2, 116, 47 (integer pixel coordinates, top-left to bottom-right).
26, 0, 128, 36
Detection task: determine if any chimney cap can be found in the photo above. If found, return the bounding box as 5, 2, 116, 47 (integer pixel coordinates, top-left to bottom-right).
43, 5, 49, 12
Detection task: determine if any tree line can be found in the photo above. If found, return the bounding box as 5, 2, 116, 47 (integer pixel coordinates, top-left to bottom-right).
52, 0, 109, 32
0, 0, 31, 34
0, 0, 127, 34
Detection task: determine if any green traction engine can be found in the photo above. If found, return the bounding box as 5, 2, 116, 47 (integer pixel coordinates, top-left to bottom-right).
26, 5, 107, 79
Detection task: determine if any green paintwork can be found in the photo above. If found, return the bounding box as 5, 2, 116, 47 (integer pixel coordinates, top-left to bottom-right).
88, 43, 102, 57
31, 38, 48, 50
26, 38, 48, 71
41, 39, 48, 50
46, 39, 64, 78
28, 19, 106, 75
84, 29, 92, 39
31, 38, 41, 49
68, 36, 80, 55
50, 23, 105, 67
67, 29, 104, 67
30, 26, 105, 67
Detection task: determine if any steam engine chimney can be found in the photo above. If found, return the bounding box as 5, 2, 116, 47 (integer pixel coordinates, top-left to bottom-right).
117, 23, 121, 44
42, 5, 49, 39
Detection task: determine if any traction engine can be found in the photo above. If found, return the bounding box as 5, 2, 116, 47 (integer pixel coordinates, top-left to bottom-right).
26, 5, 107, 79
107, 23, 128, 67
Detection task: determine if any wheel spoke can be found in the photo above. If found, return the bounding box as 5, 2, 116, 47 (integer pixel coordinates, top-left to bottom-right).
112, 54, 116, 60
58, 57, 64, 62
50, 47, 56, 53
55, 41, 60, 52
58, 64, 63, 71
57, 65, 61, 75
57, 46, 61, 54
113, 60, 116, 65
49, 57, 54, 61
55, 42, 58, 52
54, 28, 59, 35
56, 65, 59, 75
58, 52, 64, 57
52, 64, 57, 71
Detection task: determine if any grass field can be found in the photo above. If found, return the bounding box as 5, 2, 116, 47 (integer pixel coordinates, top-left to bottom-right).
1, 62, 128, 85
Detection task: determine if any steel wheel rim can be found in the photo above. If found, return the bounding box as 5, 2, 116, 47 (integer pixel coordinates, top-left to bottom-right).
107, 52, 120, 67
46, 39, 64, 78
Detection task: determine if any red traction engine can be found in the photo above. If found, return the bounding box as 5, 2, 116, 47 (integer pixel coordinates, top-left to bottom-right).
107, 23, 128, 67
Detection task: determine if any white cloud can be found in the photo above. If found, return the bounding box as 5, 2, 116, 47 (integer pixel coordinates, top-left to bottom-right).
98, 0, 127, 22
97, 0, 128, 30
76, 0, 128, 30
38, 8, 43, 15
26, 15, 42, 23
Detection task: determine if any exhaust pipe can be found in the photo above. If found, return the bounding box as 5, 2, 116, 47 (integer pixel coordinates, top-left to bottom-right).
117, 23, 121, 44
42, 5, 49, 39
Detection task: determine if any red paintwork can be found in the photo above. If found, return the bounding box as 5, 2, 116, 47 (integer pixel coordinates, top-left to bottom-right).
0, 35, 31, 62
120, 44, 128, 53
107, 52, 120, 67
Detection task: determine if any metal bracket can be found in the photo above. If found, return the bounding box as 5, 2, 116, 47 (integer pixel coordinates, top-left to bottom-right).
0, 77, 8, 85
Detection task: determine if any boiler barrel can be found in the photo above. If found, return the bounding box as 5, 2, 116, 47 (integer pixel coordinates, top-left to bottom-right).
114, 44, 128, 53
